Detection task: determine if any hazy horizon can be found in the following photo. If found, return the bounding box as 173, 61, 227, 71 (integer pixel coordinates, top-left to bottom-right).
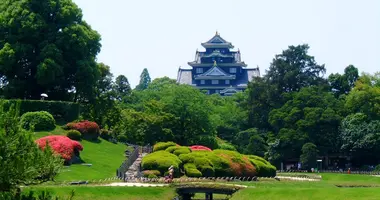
73, 0, 380, 87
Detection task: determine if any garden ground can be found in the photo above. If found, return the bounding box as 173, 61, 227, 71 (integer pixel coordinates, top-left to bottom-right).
27, 173, 380, 200
34, 126, 129, 182
31, 128, 380, 199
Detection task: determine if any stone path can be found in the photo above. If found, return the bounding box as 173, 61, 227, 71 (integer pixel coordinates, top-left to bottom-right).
125, 153, 148, 180
276, 176, 321, 181
106, 182, 168, 187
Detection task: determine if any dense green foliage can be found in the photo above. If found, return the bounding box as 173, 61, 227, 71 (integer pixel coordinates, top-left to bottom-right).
0, 0, 101, 101
141, 151, 182, 177
1, 100, 79, 123
0, 102, 63, 192
66, 130, 82, 141
143, 142, 274, 178
20, 111, 56, 131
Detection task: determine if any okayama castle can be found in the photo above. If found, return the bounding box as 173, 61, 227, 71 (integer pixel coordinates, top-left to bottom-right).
176, 32, 260, 96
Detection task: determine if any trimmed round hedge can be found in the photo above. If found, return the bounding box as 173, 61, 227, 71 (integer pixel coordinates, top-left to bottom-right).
153, 141, 177, 152
20, 111, 56, 131
66, 130, 82, 141
141, 151, 182, 177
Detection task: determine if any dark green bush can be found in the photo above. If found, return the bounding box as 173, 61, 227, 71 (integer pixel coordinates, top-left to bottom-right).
153, 141, 177, 152
117, 135, 128, 143
2, 100, 79, 123
247, 155, 276, 177
100, 129, 112, 140
20, 111, 56, 131
184, 163, 202, 177
66, 130, 82, 141
217, 142, 237, 151
142, 151, 182, 177
374, 164, 380, 172
198, 165, 215, 177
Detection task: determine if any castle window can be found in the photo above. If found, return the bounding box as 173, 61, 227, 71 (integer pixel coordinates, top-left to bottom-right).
225, 80, 230, 84
196, 68, 203, 73
200, 80, 205, 84
230, 68, 236, 73
212, 80, 219, 84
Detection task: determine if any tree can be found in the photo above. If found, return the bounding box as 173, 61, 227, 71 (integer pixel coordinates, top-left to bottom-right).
328, 65, 359, 97
0, 102, 63, 192
300, 143, 318, 170
114, 75, 131, 101
340, 113, 380, 166
246, 134, 268, 157
268, 86, 343, 158
345, 73, 380, 120
265, 44, 327, 94
147, 76, 177, 91
0, 0, 101, 101
135, 68, 151, 91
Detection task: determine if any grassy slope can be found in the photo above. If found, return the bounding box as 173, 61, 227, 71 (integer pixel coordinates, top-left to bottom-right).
25, 186, 175, 200
34, 126, 127, 181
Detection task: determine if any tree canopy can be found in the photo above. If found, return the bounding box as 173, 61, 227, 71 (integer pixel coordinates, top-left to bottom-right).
0, 0, 101, 101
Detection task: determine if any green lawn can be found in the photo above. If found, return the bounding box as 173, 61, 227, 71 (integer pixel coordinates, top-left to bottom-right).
231, 173, 380, 200
33, 126, 128, 182
25, 186, 175, 200
26, 172, 380, 200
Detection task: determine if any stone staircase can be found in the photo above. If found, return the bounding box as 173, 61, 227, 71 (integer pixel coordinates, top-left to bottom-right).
125, 153, 148, 180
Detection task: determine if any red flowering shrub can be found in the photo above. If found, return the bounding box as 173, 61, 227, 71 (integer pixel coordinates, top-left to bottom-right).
66, 120, 100, 140
213, 150, 256, 177
190, 145, 212, 151
36, 136, 83, 161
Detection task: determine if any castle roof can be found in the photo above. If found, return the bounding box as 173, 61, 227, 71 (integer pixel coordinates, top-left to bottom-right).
201, 32, 234, 49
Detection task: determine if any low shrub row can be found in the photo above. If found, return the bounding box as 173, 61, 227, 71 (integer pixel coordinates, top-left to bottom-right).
1, 99, 79, 122
142, 141, 276, 178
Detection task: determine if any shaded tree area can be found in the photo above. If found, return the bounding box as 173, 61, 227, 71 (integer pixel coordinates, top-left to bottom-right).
0, 0, 102, 101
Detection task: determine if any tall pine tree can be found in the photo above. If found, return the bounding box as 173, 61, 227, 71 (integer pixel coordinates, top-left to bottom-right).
135, 68, 151, 91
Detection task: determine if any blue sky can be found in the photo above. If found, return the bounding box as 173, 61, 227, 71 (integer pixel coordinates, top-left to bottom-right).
73, 0, 380, 87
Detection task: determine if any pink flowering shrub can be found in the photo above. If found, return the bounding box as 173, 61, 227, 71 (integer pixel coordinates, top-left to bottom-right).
66, 120, 100, 140
190, 145, 212, 151
36, 135, 83, 161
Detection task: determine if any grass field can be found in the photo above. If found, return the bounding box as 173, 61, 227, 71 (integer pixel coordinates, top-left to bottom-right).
25, 186, 175, 200
33, 126, 128, 182
26, 173, 380, 200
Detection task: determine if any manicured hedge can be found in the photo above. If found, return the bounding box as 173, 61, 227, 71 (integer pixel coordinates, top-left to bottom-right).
143, 170, 161, 177
190, 145, 212, 151
66, 120, 100, 140
153, 141, 177, 152
2, 100, 79, 122
184, 163, 202, 177
66, 130, 82, 141
146, 141, 275, 178
165, 146, 191, 156
20, 111, 56, 131
247, 155, 277, 177
141, 151, 182, 177
213, 150, 257, 177
36, 135, 83, 161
